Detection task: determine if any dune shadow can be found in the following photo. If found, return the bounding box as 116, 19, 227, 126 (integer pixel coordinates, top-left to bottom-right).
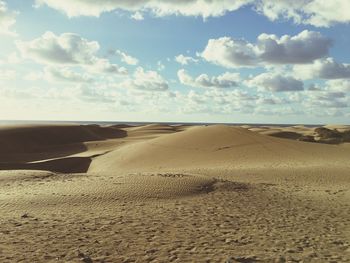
0, 157, 92, 173
0, 143, 89, 163
0, 125, 127, 163
268, 131, 302, 140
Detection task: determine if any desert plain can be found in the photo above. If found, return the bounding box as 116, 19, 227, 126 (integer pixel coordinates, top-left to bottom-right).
0, 123, 349, 262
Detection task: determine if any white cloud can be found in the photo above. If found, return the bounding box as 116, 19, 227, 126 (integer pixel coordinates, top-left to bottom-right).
178, 69, 240, 89
0, 52, 21, 65
35, 0, 251, 19
256, 0, 350, 27
306, 90, 348, 108
0, 69, 16, 80
131, 11, 144, 20
180, 89, 259, 114
294, 58, 350, 79
122, 67, 168, 91
307, 83, 323, 91
187, 90, 206, 104
78, 84, 117, 103
24, 72, 42, 81
16, 31, 127, 75
201, 37, 257, 68
257, 31, 331, 64
0, 0, 17, 35
115, 50, 139, 65
175, 54, 198, 65
16, 31, 99, 65
91, 58, 128, 75
204, 89, 257, 104
255, 0, 307, 24
256, 95, 287, 105
34, 0, 350, 27
325, 80, 350, 92
201, 30, 331, 68
246, 72, 304, 92
6, 52, 21, 64
254, 106, 300, 116
24, 67, 94, 84
45, 67, 93, 83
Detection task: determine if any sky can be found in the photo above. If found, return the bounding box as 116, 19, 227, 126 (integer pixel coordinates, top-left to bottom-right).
1, 0, 350, 124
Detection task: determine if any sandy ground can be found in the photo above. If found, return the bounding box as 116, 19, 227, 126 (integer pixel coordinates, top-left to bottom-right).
0, 124, 349, 262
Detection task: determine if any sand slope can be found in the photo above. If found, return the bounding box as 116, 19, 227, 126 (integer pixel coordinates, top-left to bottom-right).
89, 125, 350, 173
0, 124, 349, 262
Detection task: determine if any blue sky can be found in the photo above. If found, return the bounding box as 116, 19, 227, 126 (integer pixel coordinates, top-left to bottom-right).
1, 0, 350, 124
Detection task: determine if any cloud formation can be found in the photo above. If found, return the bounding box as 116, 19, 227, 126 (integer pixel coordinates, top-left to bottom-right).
255, 0, 350, 27
24, 67, 95, 86
246, 72, 304, 92
175, 54, 198, 65
35, 0, 250, 19
178, 69, 240, 89
201, 30, 331, 68
130, 11, 144, 21
45, 67, 93, 83
294, 58, 350, 79
16, 32, 99, 64
325, 80, 350, 92
122, 67, 168, 91
35, 0, 350, 26
0, 0, 17, 35
78, 84, 117, 103
0, 69, 16, 80
307, 90, 348, 108
16, 31, 127, 75
91, 58, 128, 75
116, 50, 139, 65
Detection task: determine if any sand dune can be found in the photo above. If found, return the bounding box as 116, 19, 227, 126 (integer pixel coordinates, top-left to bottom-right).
125, 123, 180, 138
324, 124, 350, 133
0, 123, 349, 262
249, 124, 350, 145
90, 125, 350, 173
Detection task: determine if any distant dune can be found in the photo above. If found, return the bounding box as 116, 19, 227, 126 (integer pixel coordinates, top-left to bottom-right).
88, 125, 350, 175
249, 124, 350, 144
0, 123, 349, 262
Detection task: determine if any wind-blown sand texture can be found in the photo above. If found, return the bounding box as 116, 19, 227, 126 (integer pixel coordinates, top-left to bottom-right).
0, 123, 349, 262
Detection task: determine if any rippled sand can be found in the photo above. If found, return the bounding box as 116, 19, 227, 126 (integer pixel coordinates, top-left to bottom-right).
0, 124, 349, 262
